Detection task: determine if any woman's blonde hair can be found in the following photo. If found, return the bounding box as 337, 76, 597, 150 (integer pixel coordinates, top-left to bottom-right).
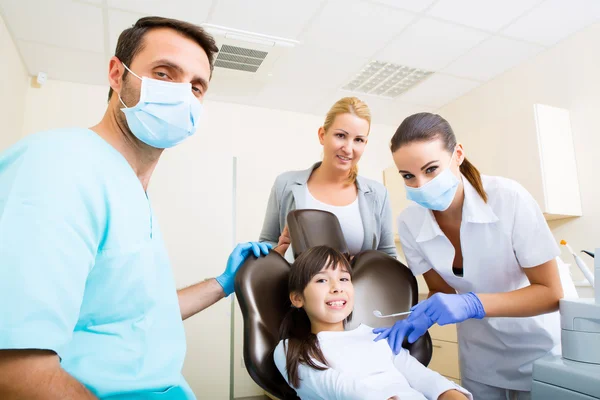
322, 97, 371, 184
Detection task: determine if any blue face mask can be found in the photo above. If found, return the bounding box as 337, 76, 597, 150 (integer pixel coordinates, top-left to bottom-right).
118, 63, 203, 149
405, 149, 460, 211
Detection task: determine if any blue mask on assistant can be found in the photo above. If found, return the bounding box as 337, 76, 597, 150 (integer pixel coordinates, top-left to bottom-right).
405, 149, 460, 211
118, 63, 203, 149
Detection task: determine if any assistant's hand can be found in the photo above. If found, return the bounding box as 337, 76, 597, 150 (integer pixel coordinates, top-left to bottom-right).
409, 292, 485, 326
274, 225, 291, 256
373, 314, 434, 355
373, 292, 485, 354
216, 241, 272, 296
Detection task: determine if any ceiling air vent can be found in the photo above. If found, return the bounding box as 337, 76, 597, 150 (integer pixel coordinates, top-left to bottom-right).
214, 44, 268, 73
343, 61, 433, 98
201, 24, 299, 78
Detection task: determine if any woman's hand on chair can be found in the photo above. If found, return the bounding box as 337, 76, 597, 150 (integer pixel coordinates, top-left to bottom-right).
274, 225, 291, 256
438, 389, 468, 399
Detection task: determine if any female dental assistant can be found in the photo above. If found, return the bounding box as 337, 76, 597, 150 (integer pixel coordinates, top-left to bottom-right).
259, 96, 396, 258
374, 113, 563, 400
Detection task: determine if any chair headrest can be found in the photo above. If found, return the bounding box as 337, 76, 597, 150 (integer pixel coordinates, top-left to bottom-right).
287, 209, 349, 258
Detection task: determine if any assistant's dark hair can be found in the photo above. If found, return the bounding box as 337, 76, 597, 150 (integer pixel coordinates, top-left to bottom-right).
390, 112, 487, 202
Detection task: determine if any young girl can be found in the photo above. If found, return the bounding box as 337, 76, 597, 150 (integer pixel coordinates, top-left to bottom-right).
273, 246, 472, 400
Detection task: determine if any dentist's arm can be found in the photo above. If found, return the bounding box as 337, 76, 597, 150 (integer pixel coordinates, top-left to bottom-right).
178, 241, 272, 320
0, 350, 97, 399
178, 279, 226, 320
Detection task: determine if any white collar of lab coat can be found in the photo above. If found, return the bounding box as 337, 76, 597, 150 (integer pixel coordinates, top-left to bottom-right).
415, 174, 499, 243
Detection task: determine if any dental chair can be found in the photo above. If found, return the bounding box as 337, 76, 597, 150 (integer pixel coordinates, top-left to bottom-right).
235, 209, 433, 400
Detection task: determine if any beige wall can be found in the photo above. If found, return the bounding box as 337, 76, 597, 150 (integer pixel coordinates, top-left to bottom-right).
438, 23, 600, 298
0, 12, 28, 151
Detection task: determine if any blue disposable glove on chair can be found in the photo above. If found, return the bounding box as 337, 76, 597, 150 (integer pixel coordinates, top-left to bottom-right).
373, 292, 485, 354
216, 241, 272, 296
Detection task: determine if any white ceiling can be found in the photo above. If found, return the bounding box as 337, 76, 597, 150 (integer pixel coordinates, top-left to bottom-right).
2, 0, 600, 126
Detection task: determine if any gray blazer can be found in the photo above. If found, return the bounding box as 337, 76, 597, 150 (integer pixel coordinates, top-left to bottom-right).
259, 162, 397, 257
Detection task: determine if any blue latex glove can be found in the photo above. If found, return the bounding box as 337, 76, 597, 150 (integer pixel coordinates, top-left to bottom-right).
410, 292, 485, 326
373, 315, 434, 355
373, 292, 485, 354
216, 241, 272, 296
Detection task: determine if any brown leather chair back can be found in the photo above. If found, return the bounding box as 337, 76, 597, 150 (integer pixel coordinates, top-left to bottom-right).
234, 251, 300, 399
286, 209, 349, 257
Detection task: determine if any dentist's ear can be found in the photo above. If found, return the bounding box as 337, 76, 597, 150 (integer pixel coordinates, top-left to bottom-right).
108, 56, 126, 96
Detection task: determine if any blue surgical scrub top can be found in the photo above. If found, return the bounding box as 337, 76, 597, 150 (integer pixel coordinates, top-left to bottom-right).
0, 128, 195, 399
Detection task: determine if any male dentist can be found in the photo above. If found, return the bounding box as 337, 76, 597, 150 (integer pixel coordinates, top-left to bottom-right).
0, 16, 270, 399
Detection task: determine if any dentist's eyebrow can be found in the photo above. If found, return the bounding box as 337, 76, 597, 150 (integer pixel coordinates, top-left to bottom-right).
151, 59, 208, 91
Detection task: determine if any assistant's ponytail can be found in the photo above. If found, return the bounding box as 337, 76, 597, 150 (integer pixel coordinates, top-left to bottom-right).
459, 157, 487, 202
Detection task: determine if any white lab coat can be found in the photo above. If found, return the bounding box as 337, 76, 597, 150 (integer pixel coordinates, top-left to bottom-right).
397, 174, 561, 391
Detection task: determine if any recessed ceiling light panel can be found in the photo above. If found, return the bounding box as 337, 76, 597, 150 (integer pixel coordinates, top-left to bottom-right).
342, 60, 433, 98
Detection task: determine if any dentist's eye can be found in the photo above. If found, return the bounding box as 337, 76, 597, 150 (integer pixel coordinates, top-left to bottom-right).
155, 71, 170, 80
425, 166, 438, 174
402, 173, 414, 180
192, 86, 203, 96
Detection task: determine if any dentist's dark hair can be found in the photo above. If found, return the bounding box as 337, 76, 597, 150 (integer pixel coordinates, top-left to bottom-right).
279, 246, 353, 388
390, 112, 487, 202
107, 16, 219, 101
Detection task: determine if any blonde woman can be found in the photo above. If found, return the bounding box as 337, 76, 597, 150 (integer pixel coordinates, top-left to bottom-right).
259, 97, 396, 258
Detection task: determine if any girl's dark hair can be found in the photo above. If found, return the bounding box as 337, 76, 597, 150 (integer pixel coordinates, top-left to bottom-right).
279, 246, 352, 388
390, 112, 487, 202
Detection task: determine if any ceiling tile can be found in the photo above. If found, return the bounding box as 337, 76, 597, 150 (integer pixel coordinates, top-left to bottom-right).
368, 0, 437, 13
0, 0, 104, 52
376, 17, 488, 70
398, 73, 481, 108
209, 0, 324, 39
107, 0, 213, 25
502, 0, 600, 46
107, 9, 146, 56
300, 0, 415, 56
267, 46, 369, 91
443, 36, 544, 81
427, 0, 542, 32
252, 82, 335, 115
18, 40, 107, 86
